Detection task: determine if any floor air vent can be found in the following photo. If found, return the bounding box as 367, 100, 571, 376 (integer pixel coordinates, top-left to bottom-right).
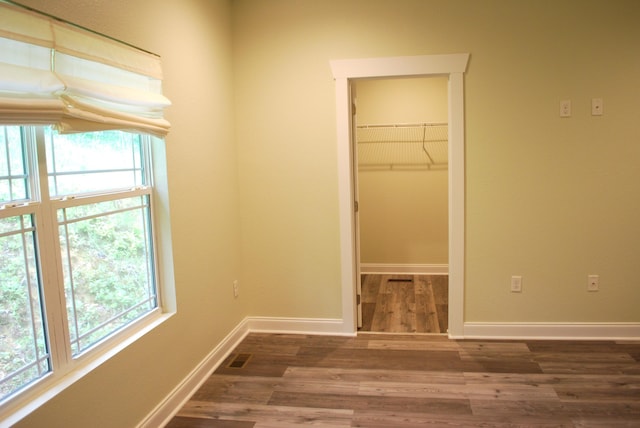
227, 353, 252, 368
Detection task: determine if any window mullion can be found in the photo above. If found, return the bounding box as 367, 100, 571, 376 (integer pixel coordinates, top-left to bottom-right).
19, 214, 45, 377
58, 208, 81, 355
2, 127, 12, 199
31, 127, 74, 372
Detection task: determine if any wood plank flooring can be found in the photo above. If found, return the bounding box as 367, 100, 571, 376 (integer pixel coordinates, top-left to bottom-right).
360, 274, 448, 334
167, 333, 640, 427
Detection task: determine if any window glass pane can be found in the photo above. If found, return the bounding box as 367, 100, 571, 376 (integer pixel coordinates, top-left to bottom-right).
45, 129, 144, 197
58, 195, 156, 355
0, 214, 50, 400
0, 126, 30, 204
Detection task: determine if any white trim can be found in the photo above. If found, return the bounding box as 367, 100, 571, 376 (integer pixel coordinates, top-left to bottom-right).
330, 54, 469, 79
461, 322, 640, 341
2, 312, 174, 428
137, 316, 351, 427
447, 69, 466, 338
137, 319, 250, 428
330, 53, 469, 337
360, 263, 448, 275
246, 317, 355, 336
333, 74, 359, 335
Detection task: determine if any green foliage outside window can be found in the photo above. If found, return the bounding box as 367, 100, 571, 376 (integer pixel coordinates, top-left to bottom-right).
0, 127, 157, 400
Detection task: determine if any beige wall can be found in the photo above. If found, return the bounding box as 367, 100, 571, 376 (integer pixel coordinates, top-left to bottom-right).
7, 0, 640, 426
233, 0, 640, 323
14, 1, 245, 427
356, 77, 448, 265
358, 169, 448, 264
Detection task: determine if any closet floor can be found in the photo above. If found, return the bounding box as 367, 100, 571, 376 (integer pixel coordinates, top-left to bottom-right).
360, 274, 448, 334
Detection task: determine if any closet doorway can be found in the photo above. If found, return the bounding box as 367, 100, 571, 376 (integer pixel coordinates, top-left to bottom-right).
353, 77, 449, 334
331, 53, 469, 338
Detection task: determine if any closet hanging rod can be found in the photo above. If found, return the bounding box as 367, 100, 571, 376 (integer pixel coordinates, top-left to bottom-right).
357, 139, 447, 144
356, 122, 447, 129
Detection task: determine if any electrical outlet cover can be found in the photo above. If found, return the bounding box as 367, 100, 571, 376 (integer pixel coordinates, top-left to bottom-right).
511, 276, 522, 293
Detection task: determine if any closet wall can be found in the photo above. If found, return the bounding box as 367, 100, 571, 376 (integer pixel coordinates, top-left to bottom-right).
356, 77, 448, 266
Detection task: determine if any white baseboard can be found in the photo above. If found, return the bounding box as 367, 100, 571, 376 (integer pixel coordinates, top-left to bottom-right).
461, 322, 640, 341
138, 316, 351, 428
360, 263, 448, 275
246, 316, 354, 336
137, 319, 250, 428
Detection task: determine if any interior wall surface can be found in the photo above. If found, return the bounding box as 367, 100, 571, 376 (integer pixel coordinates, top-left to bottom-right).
233, 0, 640, 323
5, 0, 640, 426
356, 77, 448, 265
12, 1, 245, 427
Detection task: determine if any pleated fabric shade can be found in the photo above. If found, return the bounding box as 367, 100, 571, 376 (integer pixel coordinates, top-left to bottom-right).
0, 0, 171, 136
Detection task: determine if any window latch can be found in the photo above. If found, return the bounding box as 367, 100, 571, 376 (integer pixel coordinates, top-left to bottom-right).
1, 202, 30, 209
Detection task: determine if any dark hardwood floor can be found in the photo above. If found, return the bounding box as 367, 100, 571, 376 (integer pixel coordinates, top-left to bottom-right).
360, 274, 448, 334
167, 333, 640, 427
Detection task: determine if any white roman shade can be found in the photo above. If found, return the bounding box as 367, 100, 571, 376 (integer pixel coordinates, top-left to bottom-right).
0, 1, 171, 136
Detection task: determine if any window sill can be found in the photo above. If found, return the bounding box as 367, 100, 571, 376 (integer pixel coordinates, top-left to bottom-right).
0, 310, 176, 427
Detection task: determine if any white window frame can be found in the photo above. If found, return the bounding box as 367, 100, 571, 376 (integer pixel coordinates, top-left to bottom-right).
0, 126, 176, 426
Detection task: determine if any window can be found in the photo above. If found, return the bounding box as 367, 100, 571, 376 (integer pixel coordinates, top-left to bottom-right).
47, 129, 158, 356
1, 126, 48, 399
0, 126, 161, 401
0, 1, 173, 418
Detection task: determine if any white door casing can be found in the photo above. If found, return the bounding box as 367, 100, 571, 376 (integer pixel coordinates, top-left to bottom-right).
350, 83, 363, 329
331, 54, 470, 337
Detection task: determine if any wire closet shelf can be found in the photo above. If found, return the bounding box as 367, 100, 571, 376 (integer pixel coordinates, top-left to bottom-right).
356, 122, 448, 171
